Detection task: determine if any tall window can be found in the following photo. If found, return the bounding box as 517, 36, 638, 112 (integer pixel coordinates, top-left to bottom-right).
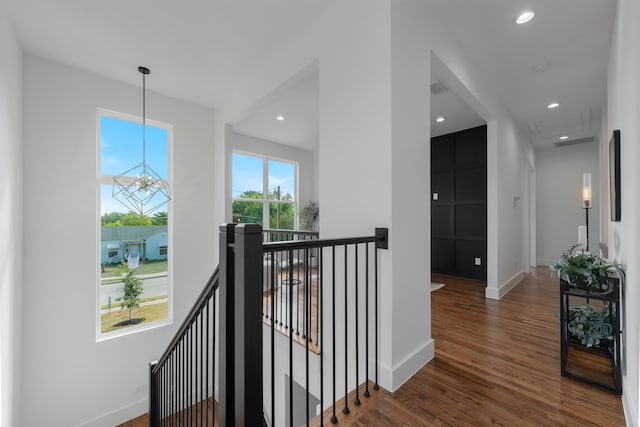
97, 110, 172, 340
232, 152, 297, 229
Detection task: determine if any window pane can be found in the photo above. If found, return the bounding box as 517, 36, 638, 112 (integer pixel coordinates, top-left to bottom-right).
268, 159, 295, 201
100, 115, 168, 178
99, 113, 170, 338
233, 200, 264, 225
269, 202, 295, 229
232, 153, 264, 200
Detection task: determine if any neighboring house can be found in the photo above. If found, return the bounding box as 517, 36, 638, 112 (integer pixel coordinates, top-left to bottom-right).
100, 225, 168, 264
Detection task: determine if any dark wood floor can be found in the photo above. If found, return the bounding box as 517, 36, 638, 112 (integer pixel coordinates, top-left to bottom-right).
121, 267, 625, 426
325, 267, 625, 426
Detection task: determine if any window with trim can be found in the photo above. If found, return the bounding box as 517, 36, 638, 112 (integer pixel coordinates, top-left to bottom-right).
97, 110, 172, 339
107, 243, 120, 259
232, 152, 297, 229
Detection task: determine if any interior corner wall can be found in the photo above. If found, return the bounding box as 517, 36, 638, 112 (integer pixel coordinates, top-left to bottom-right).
231, 132, 318, 209
0, 9, 23, 427
535, 143, 600, 266
389, 0, 433, 390
607, 0, 640, 425
21, 55, 216, 427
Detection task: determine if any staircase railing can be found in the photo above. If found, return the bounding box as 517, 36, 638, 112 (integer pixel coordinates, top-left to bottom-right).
148, 268, 219, 427
149, 223, 388, 426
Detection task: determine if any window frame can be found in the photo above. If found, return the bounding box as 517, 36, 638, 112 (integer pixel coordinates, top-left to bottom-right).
159, 244, 168, 257
107, 243, 120, 259
96, 108, 174, 341
232, 150, 299, 229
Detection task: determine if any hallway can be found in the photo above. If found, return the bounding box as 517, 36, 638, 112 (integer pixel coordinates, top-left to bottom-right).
333, 268, 625, 426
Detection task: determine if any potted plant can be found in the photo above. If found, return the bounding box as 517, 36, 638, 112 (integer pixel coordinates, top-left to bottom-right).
549, 244, 622, 293
551, 244, 623, 349
566, 303, 615, 348
300, 201, 319, 232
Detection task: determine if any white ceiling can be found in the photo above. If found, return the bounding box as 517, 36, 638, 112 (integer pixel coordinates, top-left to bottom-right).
6, 0, 335, 110
233, 70, 319, 151
429, 76, 486, 138
5, 0, 616, 150
429, 0, 615, 148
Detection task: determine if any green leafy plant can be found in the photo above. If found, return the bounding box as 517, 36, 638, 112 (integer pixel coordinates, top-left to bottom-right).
116, 266, 144, 322
549, 244, 622, 292
300, 201, 319, 231
566, 304, 614, 348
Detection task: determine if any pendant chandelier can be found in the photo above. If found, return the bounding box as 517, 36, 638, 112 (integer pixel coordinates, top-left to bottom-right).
112, 66, 171, 216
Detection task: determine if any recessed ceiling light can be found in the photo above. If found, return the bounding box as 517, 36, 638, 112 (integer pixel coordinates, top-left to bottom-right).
516, 11, 535, 24
276, 115, 285, 121
436, 117, 445, 123
547, 102, 560, 109
559, 136, 569, 140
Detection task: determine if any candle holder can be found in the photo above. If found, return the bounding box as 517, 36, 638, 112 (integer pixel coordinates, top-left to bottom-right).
582, 173, 592, 253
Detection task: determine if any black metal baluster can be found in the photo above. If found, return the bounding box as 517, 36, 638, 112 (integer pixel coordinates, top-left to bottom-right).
280, 251, 285, 328
177, 339, 181, 425
271, 251, 276, 427
303, 249, 308, 340
157, 364, 160, 427
354, 244, 361, 406
296, 248, 301, 336
201, 310, 204, 425
316, 249, 320, 345
364, 244, 370, 398
374, 244, 379, 391
213, 289, 216, 427
196, 316, 199, 424
161, 356, 164, 426
162, 362, 165, 426
188, 325, 192, 426
305, 248, 310, 427
206, 299, 209, 427
169, 353, 173, 427
183, 335, 187, 425
343, 245, 350, 415
320, 248, 324, 427
289, 249, 294, 427
331, 246, 337, 424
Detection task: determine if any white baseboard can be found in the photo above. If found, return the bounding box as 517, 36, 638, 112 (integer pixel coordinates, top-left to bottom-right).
536, 258, 554, 267
379, 339, 434, 392
74, 398, 147, 427
623, 384, 636, 427
485, 271, 524, 300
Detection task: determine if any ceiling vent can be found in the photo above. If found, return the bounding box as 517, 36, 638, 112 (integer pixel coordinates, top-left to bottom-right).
430, 81, 448, 95
554, 136, 595, 147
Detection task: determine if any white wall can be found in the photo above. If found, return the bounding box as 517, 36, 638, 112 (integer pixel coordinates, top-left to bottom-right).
607, 0, 640, 425
0, 6, 22, 427
232, 132, 317, 212
22, 55, 216, 427
536, 142, 600, 265
212, 0, 534, 398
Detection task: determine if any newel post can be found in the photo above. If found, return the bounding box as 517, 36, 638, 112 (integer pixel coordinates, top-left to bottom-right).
219, 223, 237, 426
233, 223, 264, 426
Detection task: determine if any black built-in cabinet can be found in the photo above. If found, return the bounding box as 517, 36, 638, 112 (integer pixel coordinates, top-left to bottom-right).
431, 125, 487, 280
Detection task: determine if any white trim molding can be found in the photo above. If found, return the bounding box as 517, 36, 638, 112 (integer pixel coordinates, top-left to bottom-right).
379, 339, 435, 392
485, 271, 524, 300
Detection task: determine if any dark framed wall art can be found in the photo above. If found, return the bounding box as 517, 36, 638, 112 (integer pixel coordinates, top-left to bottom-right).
609, 129, 621, 222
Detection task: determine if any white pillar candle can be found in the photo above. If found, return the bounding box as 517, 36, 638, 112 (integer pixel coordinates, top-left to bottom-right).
582, 173, 592, 208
